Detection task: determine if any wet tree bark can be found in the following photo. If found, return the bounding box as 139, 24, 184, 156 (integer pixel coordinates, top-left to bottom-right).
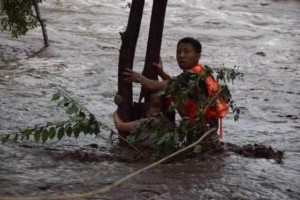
32, 0, 49, 47
117, 0, 145, 123
141, 0, 168, 103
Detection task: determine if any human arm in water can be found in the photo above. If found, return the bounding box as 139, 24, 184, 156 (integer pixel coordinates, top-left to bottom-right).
113, 111, 136, 133
123, 68, 169, 92
113, 94, 135, 132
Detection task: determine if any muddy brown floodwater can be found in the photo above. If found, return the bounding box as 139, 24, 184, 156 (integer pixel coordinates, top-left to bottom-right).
0, 0, 300, 199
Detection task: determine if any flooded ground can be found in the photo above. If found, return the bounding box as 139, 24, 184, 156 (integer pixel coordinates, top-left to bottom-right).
0, 0, 300, 199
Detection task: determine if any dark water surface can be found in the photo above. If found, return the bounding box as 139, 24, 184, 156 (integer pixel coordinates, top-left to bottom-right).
0, 0, 299, 199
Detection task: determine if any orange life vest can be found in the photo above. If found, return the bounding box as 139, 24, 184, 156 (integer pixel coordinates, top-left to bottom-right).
183, 64, 229, 138
162, 64, 229, 138
184, 64, 229, 122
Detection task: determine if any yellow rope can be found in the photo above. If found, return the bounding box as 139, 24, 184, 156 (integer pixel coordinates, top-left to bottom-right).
0, 128, 216, 200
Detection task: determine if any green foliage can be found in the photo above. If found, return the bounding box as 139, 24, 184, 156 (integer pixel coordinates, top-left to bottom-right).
0, 90, 101, 143
214, 65, 243, 121
0, 66, 243, 159
129, 113, 177, 157
0, 0, 43, 37
128, 65, 243, 157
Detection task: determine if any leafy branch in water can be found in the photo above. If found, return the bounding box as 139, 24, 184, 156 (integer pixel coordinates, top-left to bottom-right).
214, 65, 243, 121
0, 0, 49, 46
128, 65, 244, 157
0, 90, 104, 143
0, 65, 244, 159
0, 0, 41, 37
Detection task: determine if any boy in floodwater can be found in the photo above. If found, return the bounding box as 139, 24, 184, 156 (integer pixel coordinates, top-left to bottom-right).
113, 93, 162, 132
113, 93, 168, 147
123, 37, 221, 150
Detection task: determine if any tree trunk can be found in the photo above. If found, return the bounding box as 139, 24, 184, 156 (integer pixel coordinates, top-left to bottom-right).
141, 0, 168, 103
117, 0, 145, 123
32, 0, 49, 47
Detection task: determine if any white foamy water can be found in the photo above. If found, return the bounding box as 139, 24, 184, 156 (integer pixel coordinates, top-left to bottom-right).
0, 0, 300, 199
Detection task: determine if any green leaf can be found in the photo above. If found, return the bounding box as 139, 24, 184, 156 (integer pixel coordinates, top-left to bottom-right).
193, 144, 202, 153
63, 97, 70, 107
91, 123, 100, 135
1, 134, 10, 143
48, 127, 56, 139
90, 124, 97, 130
65, 125, 72, 137
157, 132, 171, 145
57, 127, 65, 140
13, 133, 19, 143
71, 111, 86, 122
71, 115, 85, 122
66, 103, 78, 115
21, 128, 32, 141
83, 126, 90, 135
34, 130, 41, 142
42, 129, 48, 143
79, 111, 86, 119
51, 92, 61, 101
126, 134, 137, 144
149, 131, 158, 141
73, 122, 81, 138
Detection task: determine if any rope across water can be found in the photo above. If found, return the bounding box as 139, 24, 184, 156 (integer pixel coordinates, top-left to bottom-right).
0, 128, 216, 200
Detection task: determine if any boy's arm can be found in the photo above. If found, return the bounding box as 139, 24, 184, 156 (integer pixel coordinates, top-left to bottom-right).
158, 71, 171, 81
113, 111, 136, 133
123, 68, 168, 92
153, 61, 171, 81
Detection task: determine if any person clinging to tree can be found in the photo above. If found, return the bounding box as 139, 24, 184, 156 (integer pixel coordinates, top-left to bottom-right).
123, 37, 229, 150
113, 93, 173, 148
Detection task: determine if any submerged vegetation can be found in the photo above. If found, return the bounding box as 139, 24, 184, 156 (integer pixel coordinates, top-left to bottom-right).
0, 0, 48, 46
0, 89, 101, 144
0, 66, 243, 158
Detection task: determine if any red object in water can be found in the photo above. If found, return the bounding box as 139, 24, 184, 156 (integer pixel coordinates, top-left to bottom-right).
219, 119, 223, 139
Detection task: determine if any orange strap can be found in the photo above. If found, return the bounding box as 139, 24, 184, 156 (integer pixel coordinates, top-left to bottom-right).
219, 118, 223, 139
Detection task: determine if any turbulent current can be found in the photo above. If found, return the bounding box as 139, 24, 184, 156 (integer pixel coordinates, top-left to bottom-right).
0, 0, 299, 199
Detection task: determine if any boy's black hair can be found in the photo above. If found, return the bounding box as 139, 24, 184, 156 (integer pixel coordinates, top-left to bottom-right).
177, 37, 202, 53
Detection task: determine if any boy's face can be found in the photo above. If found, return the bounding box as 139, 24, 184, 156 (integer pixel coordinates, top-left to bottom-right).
176, 43, 201, 71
